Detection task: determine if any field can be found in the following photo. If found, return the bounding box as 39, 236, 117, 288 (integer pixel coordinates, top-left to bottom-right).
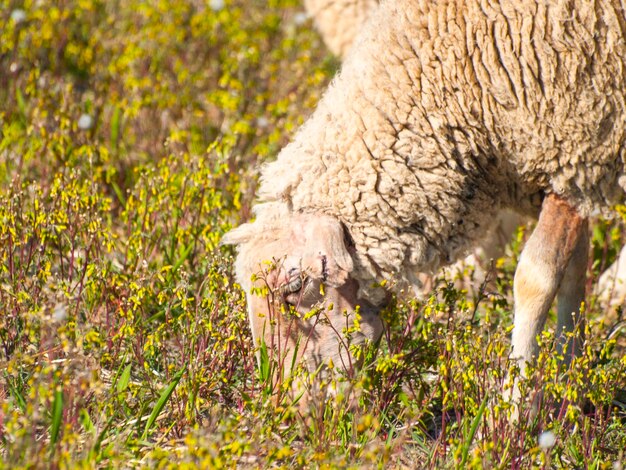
1, 1, 625, 468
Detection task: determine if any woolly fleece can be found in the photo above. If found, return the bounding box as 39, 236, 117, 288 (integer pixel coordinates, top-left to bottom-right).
240, 0, 626, 300
304, 0, 379, 57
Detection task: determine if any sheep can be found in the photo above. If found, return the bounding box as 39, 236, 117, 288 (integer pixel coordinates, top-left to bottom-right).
305, 0, 626, 304
224, 0, 626, 397
303, 0, 379, 58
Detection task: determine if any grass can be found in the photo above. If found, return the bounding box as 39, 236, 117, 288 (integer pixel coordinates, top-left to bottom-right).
0, 0, 624, 468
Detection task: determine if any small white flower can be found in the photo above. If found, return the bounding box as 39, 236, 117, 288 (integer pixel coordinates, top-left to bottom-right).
53, 303, 67, 322
11, 9, 27, 24
77, 113, 94, 130
256, 116, 269, 128
538, 430, 556, 450
293, 12, 309, 26
614, 461, 623, 470
209, 0, 224, 11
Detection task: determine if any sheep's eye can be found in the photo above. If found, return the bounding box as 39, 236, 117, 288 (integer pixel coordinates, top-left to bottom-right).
280, 274, 304, 295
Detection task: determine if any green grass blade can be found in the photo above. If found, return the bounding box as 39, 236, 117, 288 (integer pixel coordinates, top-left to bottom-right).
110, 105, 121, 150
141, 366, 185, 441
460, 395, 488, 467
5, 374, 26, 412
117, 364, 132, 394
15, 88, 27, 123
259, 339, 270, 383
50, 387, 64, 449
171, 243, 194, 276
289, 335, 301, 376
80, 409, 96, 437
111, 182, 126, 207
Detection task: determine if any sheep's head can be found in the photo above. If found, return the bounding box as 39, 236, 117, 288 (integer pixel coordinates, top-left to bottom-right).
222, 211, 384, 383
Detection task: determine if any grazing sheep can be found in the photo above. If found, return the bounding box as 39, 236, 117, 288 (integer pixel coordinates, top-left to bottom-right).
224, 0, 626, 391
305, 0, 626, 304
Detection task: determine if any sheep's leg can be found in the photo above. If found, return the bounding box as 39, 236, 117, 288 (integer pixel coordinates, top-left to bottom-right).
555, 226, 588, 366
511, 194, 587, 371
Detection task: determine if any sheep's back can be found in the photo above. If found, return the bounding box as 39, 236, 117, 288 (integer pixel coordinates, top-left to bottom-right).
364, 0, 626, 213
459, 0, 626, 215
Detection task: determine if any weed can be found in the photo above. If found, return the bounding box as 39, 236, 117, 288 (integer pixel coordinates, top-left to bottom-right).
0, 1, 624, 468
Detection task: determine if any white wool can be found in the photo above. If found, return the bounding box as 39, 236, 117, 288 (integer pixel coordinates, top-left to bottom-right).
231, 0, 626, 295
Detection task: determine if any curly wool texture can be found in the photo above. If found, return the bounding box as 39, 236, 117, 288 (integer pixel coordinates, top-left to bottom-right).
254, 0, 626, 295
304, 0, 379, 58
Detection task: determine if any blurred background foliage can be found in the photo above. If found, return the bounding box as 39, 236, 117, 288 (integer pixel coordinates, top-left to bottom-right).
0, 1, 624, 468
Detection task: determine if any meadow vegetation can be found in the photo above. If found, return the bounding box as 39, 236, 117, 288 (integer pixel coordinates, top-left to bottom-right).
0, 0, 624, 467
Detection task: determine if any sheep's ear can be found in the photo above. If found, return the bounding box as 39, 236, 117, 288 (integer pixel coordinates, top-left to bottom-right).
302, 215, 354, 286
221, 222, 257, 246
